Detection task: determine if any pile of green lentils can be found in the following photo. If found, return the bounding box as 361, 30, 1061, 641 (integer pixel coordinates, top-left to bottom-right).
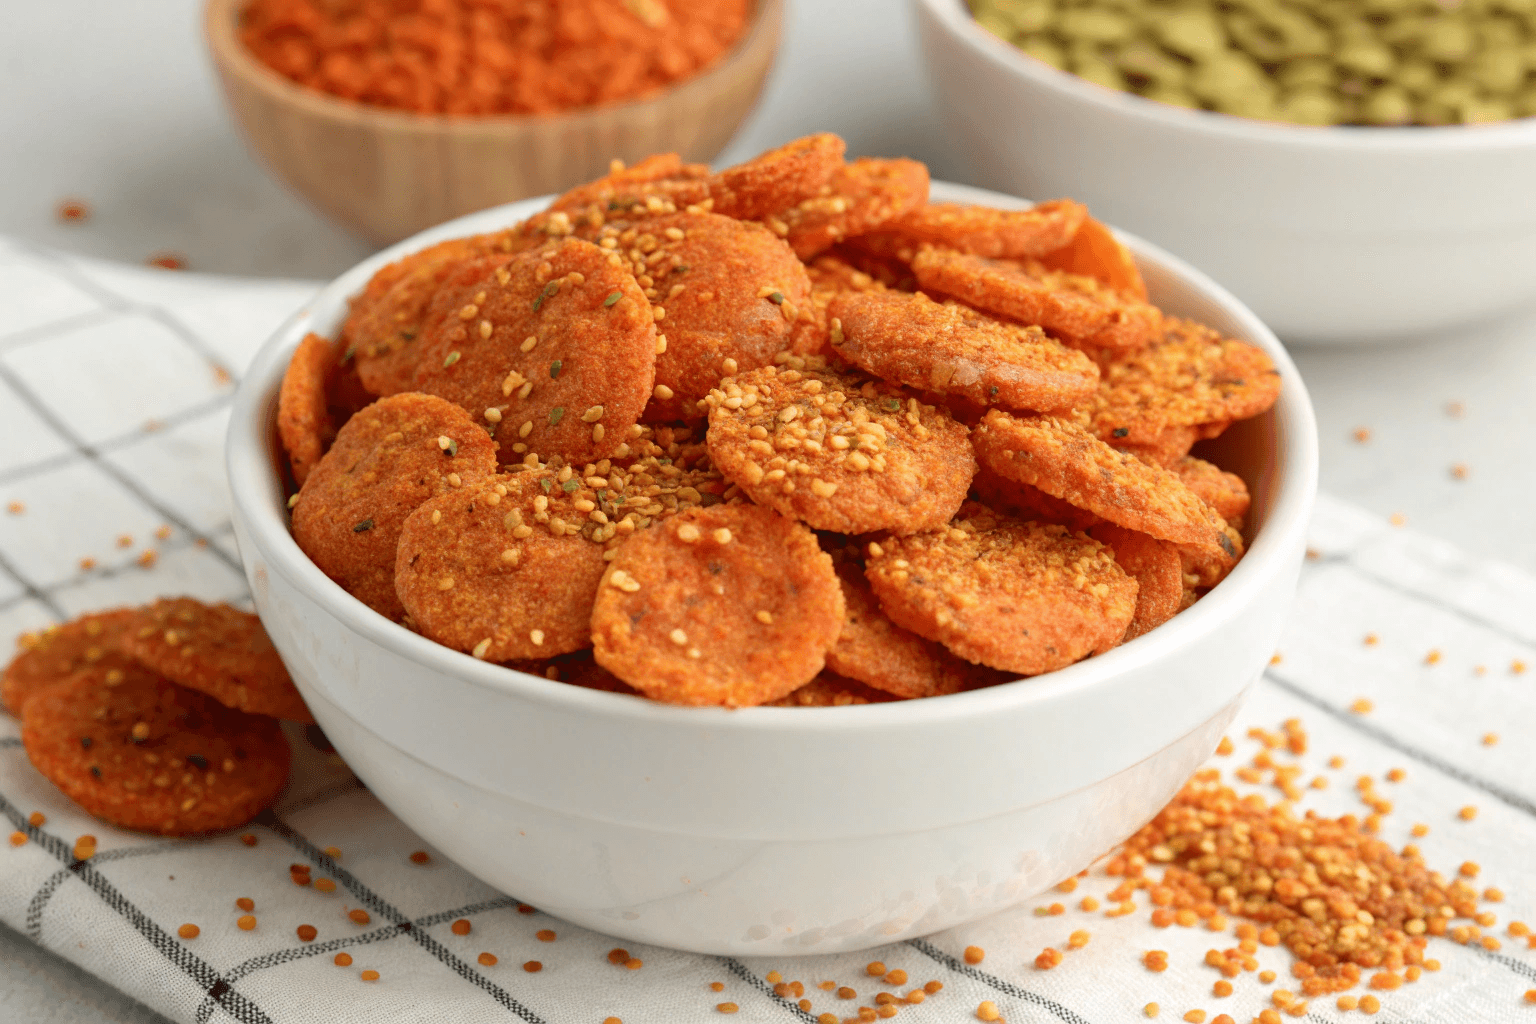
968, 0, 1536, 126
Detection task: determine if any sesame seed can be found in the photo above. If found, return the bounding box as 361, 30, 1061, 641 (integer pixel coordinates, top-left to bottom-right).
472, 639, 492, 659
712, 528, 732, 544
755, 610, 773, 624
654, 384, 674, 400
676, 524, 700, 542
485, 407, 503, 423
669, 628, 688, 645
521, 335, 538, 352
438, 577, 455, 590
530, 630, 545, 646
581, 405, 605, 422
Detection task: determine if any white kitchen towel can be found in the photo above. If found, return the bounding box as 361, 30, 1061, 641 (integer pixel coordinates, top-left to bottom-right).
1, 236, 1534, 1023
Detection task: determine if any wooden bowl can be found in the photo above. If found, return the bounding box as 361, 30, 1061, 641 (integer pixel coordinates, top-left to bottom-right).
205, 0, 784, 245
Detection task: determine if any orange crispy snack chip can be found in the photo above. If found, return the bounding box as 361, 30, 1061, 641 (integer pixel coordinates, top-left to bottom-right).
293, 393, 498, 621
1114, 424, 1201, 467
343, 236, 495, 396
22, 670, 290, 835
912, 248, 1162, 351
857, 198, 1088, 262
707, 133, 846, 221
970, 467, 1102, 532
704, 365, 975, 535
1081, 318, 1281, 445
865, 502, 1136, 675
548, 153, 712, 215
770, 157, 930, 260
621, 212, 818, 420
411, 238, 657, 465
1172, 456, 1251, 531
3, 609, 137, 717
827, 564, 967, 699
1088, 524, 1183, 641
278, 333, 337, 487
972, 410, 1232, 555
591, 504, 842, 706
395, 472, 617, 661
829, 290, 1099, 413
767, 672, 900, 707
121, 599, 312, 724
1038, 216, 1148, 301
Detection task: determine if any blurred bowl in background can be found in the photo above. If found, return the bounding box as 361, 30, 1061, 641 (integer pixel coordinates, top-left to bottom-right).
205, 0, 783, 246
915, 0, 1536, 346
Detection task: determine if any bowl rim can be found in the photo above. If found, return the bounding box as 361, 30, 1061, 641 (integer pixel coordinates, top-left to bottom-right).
203, 0, 783, 134
226, 180, 1318, 733
914, 0, 1536, 151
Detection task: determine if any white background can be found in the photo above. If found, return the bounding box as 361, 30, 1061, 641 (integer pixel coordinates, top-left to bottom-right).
2, 0, 1535, 1019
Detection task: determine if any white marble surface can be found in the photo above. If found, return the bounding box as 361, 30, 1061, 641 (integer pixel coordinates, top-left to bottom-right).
2, 0, 1535, 1019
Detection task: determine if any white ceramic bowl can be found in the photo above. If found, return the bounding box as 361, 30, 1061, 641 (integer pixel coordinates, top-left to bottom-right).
226, 182, 1317, 955
915, 0, 1536, 345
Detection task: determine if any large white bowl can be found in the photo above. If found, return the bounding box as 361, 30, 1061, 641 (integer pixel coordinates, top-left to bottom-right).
226, 182, 1317, 955
915, 0, 1536, 345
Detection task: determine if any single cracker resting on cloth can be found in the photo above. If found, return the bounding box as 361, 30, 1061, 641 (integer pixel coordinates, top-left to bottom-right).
704, 365, 976, 535
829, 290, 1099, 413
864, 502, 1137, 675
972, 409, 1233, 558
22, 669, 291, 836
912, 247, 1163, 352
3, 608, 138, 716
292, 392, 498, 621
590, 504, 843, 707
121, 598, 312, 724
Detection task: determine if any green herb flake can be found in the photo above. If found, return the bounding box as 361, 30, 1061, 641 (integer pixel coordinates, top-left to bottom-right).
353, 518, 374, 533
880, 398, 902, 412
1112, 427, 1129, 438
989, 386, 999, 397
549, 360, 563, 379
398, 330, 416, 342
562, 478, 580, 493
341, 345, 356, 364
603, 291, 623, 308
532, 281, 560, 312
540, 477, 554, 493
671, 265, 690, 275
443, 350, 461, 368
443, 439, 459, 457
548, 406, 566, 426
767, 291, 785, 305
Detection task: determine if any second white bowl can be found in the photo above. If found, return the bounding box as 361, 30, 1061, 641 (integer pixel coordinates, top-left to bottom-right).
916, 0, 1536, 345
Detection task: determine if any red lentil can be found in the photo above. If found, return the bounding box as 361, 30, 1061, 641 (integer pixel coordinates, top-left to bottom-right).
716, 1003, 739, 1014
1212, 980, 1232, 997
237, 915, 257, 930
1460, 805, 1478, 820
7, 832, 25, 847
976, 1001, 1001, 1021
1359, 994, 1380, 1013
964, 945, 985, 964
1035, 947, 1064, 969
408, 850, 431, 865
236, 898, 255, 912
478, 952, 498, 966
884, 969, 907, 985
360, 969, 379, 982
1183, 1011, 1206, 1023
335, 953, 352, 966
177, 923, 199, 939
348, 909, 370, 925
1068, 930, 1090, 949
297, 924, 318, 942
1144, 1004, 1159, 1018
866, 961, 886, 976
537, 929, 556, 941
239, 834, 257, 846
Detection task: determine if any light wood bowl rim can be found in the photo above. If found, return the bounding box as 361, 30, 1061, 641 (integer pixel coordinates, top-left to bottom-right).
204, 0, 783, 138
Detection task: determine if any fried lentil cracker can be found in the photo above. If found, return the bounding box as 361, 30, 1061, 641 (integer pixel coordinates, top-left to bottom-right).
1172, 456, 1251, 531
766, 157, 930, 261
864, 502, 1136, 675
343, 235, 504, 396
120, 598, 312, 724
826, 242, 918, 292
828, 290, 1099, 413
767, 672, 900, 707
855, 198, 1088, 263
410, 238, 657, 465
1180, 523, 1246, 590
292, 393, 497, 621
706, 133, 846, 221
970, 467, 1102, 532
1088, 524, 1183, 641
3, 608, 137, 716
1037, 215, 1148, 300
912, 249, 1163, 352
827, 563, 967, 699
807, 253, 888, 314
277, 333, 337, 487
703, 365, 975, 535
621, 212, 819, 420
971, 410, 1232, 555
395, 472, 616, 661
590, 504, 842, 707
1080, 317, 1282, 444
22, 670, 290, 835
548, 153, 713, 215
1113, 424, 1200, 467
